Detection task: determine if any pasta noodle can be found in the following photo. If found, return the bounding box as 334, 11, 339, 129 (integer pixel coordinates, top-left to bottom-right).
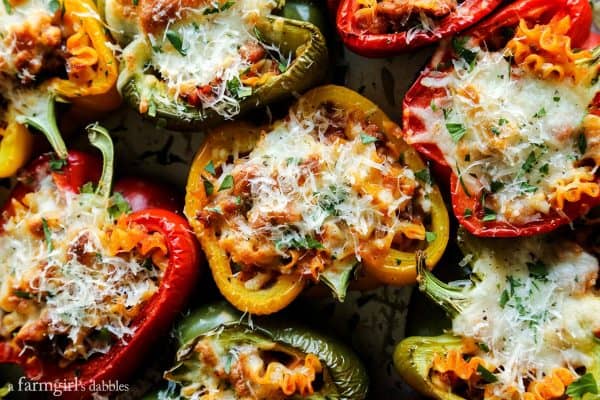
432, 350, 576, 400
506, 16, 597, 84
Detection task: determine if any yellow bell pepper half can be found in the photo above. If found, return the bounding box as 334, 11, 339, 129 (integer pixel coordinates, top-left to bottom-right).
185, 85, 450, 314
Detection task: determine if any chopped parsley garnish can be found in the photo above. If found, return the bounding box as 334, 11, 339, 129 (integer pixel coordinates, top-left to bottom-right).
41, 217, 53, 251
425, 232, 437, 243
521, 151, 537, 173
203, 0, 234, 14
278, 60, 288, 73
566, 373, 598, 399
276, 235, 324, 250
519, 182, 537, 193
527, 260, 548, 280
80, 182, 95, 194
577, 132, 587, 154
490, 181, 504, 193
482, 208, 497, 222
477, 365, 498, 383
452, 36, 477, 68
499, 289, 510, 308
533, 107, 546, 118
204, 160, 216, 175
553, 95, 560, 102
218, 175, 234, 191
108, 193, 132, 218
49, 157, 67, 172
464, 208, 473, 217
395, 258, 402, 265
446, 123, 467, 142
318, 186, 347, 216
539, 163, 549, 175
430, 100, 438, 112
414, 169, 432, 185
166, 30, 187, 56
498, 118, 508, 126
226, 78, 252, 99
490, 126, 501, 136
203, 178, 214, 196
360, 133, 378, 144
48, 0, 60, 13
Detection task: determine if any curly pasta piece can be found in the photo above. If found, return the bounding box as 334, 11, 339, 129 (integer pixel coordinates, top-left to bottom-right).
551, 169, 600, 210
65, 30, 99, 85
523, 368, 575, 400
506, 16, 596, 84
248, 353, 323, 396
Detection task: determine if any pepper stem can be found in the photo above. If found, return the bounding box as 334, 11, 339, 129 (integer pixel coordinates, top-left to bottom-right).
86, 124, 114, 200
416, 251, 469, 318
18, 92, 68, 159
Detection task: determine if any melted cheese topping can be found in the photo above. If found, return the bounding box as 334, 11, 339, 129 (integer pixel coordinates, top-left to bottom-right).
147, 0, 279, 117
169, 335, 322, 399
0, 0, 61, 82
408, 48, 599, 224
452, 238, 600, 396
200, 106, 431, 283
0, 176, 163, 363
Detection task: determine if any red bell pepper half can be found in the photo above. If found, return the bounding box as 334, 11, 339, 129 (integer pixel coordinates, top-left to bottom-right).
334, 0, 503, 57
402, 0, 597, 237
0, 122, 200, 396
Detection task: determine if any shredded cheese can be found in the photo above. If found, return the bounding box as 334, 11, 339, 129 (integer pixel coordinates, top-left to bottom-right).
147, 0, 278, 117
0, 176, 163, 362
452, 237, 600, 397
409, 47, 599, 224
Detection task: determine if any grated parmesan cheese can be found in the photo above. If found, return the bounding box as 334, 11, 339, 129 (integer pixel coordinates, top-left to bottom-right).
409, 49, 599, 224
453, 237, 600, 396
0, 176, 162, 361
148, 0, 278, 117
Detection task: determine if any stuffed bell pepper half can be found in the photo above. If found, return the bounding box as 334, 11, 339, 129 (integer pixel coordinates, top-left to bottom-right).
394, 231, 600, 400
333, 0, 504, 57
0, 0, 119, 178
0, 125, 200, 394
105, 0, 328, 130
146, 302, 369, 400
185, 85, 449, 314
402, 0, 600, 237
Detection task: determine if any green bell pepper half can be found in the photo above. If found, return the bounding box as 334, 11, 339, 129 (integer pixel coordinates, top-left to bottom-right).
394, 232, 600, 400
146, 302, 369, 399
117, 14, 328, 131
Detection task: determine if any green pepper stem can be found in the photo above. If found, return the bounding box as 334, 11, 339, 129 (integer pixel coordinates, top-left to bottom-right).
20, 93, 68, 159
416, 251, 468, 318
86, 124, 114, 200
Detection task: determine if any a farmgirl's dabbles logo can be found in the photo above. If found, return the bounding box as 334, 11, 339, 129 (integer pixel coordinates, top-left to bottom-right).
1, 378, 130, 397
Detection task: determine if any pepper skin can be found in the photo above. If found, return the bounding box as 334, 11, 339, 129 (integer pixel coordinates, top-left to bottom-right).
402, 0, 598, 237
0, 126, 200, 397
334, 0, 503, 57
184, 85, 449, 314
146, 302, 369, 400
